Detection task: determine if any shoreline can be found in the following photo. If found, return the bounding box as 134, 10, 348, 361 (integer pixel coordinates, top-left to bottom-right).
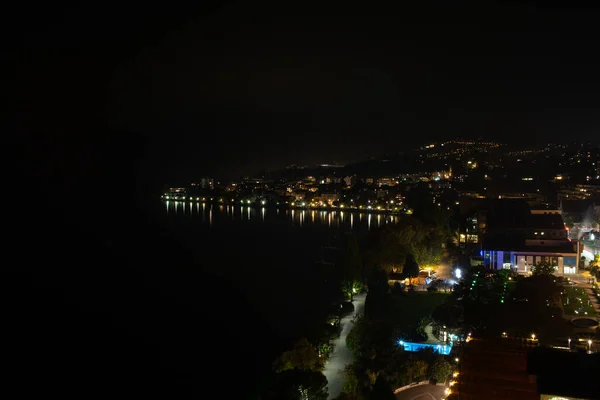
161, 198, 407, 216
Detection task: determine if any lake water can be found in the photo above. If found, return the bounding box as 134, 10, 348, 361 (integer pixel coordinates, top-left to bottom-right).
163, 200, 400, 230
158, 201, 398, 389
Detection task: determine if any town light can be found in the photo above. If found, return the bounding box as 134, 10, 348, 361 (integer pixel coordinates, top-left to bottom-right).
531, 333, 536, 340
455, 268, 462, 279
453, 372, 459, 378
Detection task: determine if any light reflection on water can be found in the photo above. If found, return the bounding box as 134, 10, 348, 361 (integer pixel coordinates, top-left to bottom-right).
163, 202, 399, 230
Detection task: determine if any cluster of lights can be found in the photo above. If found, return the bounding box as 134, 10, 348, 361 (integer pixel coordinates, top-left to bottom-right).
163, 195, 206, 202
469, 272, 480, 292
565, 287, 592, 315
500, 279, 508, 304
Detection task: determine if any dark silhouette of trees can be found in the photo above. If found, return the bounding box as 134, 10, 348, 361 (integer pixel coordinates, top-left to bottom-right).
363, 218, 447, 275
340, 235, 364, 300
532, 261, 557, 276
272, 369, 329, 400
402, 254, 419, 280
429, 356, 452, 383
369, 374, 396, 400
273, 338, 323, 373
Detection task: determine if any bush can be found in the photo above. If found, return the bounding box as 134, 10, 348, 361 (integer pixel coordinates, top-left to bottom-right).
430, 356, 453, 383
340, 302, 355, 315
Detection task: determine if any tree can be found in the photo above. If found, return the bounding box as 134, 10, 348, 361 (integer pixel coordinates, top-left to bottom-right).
429, 356, 453, 383
532, 261, 556, 276
274, 338, 322, 373
346, 316, 366, 359
341, 236, 364, 301
369, 374, 395, 400
273, 369, 329, 400
399, 359, 428, 385
402, 254, 419, 280
591, 263, 600, 281
342, 365, 359, 395
367, 268, 390, 298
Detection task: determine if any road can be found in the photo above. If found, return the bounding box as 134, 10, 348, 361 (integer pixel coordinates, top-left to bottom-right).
395, 384, 445, 400
323, 293, 366, 399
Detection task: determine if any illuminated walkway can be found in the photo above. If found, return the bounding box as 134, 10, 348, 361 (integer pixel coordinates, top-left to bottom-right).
323, 293, 366, 399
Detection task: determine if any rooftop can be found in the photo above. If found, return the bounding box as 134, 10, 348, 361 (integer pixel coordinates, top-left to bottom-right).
482, 234, 576, 254
527, 213, 565, 230
527, 347, 600, 399
456, 338, 539, 400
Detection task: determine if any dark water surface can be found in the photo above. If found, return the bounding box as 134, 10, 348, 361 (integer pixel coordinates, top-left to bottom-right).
158, 202, 398, 389
11, 197, 398, 398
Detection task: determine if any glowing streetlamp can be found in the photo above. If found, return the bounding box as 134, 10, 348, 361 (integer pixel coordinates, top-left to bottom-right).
568, 338, 571, 349
531, 333, 536, 341
588, 339, 593, 354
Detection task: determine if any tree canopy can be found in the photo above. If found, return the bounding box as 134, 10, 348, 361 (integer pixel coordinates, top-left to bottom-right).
402, 254, 419, 279
532, 261, 556, 276
272, 369, 329, 400
429, 356, 452, 383
364, 218, 447, 274
369, 374, 396, 400
273, 338, 322, 373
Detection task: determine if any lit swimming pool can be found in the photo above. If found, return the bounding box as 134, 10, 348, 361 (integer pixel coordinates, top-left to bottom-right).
398, 341, 453, 355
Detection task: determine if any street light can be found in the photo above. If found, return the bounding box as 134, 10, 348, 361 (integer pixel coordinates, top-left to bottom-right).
568, 338, 571, 349
531, 333, 536, 341
588, 339, 593, 354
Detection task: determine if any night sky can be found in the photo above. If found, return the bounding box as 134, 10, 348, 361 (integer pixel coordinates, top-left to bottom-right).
19, 1, 600, 183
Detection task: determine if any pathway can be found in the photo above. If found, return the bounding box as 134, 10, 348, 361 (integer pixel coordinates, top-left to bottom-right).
323, 293, 366, 399
569, 273, 600, 315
